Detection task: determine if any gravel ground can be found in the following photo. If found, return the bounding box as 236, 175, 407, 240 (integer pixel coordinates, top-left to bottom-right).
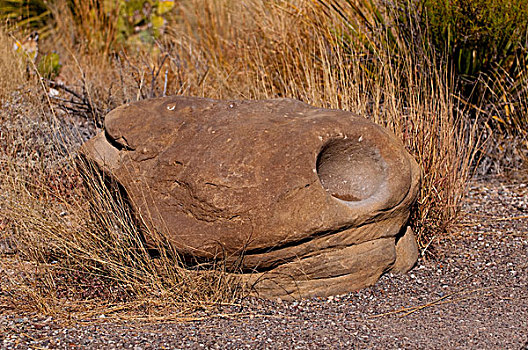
1, 175, 527, 349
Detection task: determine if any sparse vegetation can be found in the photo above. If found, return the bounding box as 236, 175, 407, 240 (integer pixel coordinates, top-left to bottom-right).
0, 0, 526, 318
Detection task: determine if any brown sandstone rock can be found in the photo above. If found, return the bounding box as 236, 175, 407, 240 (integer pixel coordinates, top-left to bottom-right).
80, 96, 421, 299
391, 227, 419, 274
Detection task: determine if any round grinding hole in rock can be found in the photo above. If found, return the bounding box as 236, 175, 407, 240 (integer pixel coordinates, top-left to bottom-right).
316, 138, 387, 202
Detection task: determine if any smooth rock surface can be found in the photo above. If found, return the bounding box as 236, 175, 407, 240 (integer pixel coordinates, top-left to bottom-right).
391, 227, 419, 274
80, 96, 421, 299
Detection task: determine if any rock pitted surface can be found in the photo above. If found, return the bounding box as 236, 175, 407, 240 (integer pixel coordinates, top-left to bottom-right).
80, 96, 421, 299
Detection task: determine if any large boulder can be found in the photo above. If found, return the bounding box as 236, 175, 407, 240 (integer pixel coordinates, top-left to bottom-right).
80, 96, 421, 299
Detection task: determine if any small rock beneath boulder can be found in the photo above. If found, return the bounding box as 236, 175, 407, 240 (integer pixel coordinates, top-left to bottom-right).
391, 227, 419, 274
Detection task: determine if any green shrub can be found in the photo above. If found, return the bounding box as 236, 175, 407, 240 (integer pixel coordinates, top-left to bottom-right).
419, 0, 528, 137
424, 0, 528, 79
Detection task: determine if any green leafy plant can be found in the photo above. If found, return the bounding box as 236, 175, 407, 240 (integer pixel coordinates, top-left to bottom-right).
37, 51, 61, 79
116, 0, 175, 47
416, 0, 528, 140
423, 0, 528, 79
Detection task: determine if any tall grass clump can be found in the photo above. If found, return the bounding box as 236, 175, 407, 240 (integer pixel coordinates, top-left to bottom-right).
158, 0, 477, 248
0, 27, 239, 318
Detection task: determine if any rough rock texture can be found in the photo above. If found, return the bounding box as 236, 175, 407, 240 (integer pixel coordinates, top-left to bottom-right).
80, 96, 421, 299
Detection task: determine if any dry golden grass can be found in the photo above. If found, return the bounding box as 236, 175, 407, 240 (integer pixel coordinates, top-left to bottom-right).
1, 0, 481, 318
0, 31, 29, 102
0, 29, 240, 319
